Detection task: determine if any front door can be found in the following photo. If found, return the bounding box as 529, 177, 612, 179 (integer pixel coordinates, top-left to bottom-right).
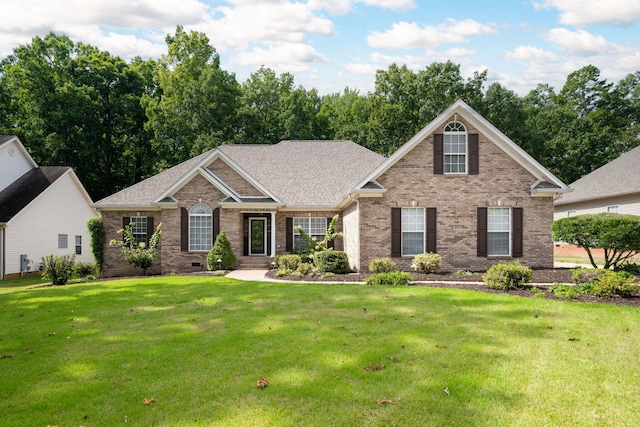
249, 218, 267, 256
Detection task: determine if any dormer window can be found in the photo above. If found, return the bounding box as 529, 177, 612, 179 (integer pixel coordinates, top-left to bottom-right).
443, 121, 467, 174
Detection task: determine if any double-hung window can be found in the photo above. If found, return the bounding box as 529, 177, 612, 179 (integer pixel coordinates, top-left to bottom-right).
129, 217, 147, 245
401, 208, 424, 256
189, 204, 213, 251
293, 217, 327, 251
75, 235, 82, 255
487, 208, 510, 256
444, 121, 467, 174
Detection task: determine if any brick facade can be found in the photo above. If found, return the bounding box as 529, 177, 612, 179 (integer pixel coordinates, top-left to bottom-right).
357, 115, 554, 272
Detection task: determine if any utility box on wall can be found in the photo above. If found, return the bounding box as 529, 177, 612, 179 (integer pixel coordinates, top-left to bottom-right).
20, 254, 29, 273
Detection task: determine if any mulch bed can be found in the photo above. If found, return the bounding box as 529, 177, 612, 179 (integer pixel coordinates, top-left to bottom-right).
265, 268, 640, 307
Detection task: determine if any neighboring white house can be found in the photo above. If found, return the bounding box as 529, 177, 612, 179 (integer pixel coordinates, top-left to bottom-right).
554, 145, 640, 220
0, 136, 98, 279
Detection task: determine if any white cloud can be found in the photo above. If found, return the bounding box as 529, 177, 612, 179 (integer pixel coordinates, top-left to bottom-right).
343, 62, 381, 75
367, 19, 498, 49
358, 0, 415, 11
503, 45, 559, 63
533, 0, 640, 26
231, 42, 328, 72
308, 0, 353, 15
545, 28, 611, 56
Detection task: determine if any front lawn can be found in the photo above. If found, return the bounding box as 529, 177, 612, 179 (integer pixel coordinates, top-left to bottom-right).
1, 276, 639, 426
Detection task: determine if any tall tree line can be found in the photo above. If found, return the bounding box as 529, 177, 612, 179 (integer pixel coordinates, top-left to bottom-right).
1, 27, 639, 200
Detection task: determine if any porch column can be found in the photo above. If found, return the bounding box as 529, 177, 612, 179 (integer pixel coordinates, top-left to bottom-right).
270, 212, 276, 257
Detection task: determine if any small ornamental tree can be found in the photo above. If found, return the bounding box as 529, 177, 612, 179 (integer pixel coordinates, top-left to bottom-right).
294, 214, 343, 256
110, 223, 162, 275
207, 231, 236, 270
552, 213, 640, 269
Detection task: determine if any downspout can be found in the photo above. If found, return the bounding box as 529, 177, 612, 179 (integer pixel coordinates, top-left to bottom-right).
270, 212, 276, 258
356, 199, 361, 272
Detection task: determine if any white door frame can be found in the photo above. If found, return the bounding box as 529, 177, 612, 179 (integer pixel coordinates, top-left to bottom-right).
248, 217, 267, 256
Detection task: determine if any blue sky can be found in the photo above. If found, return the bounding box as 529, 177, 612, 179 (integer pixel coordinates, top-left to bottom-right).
1, 0, 639, 95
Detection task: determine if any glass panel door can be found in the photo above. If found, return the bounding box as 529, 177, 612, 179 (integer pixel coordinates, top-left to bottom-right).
249, 218, 266, 256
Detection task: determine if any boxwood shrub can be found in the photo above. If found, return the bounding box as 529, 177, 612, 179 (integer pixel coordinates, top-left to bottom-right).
314, 251, 350, 274
368, 257, 397, 273
365, 271, 412, 286
483, 262, 533, 290
412, 252, 441, 273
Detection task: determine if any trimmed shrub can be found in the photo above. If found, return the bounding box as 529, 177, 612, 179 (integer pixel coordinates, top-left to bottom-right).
483, 262, 533, 290
314, 250, 350, 274
296, 262, 315, 276
368, 257, 396, 273
412, 252, 441, 274
207, 231, 236, 270
87, 217, 105, 272
275, 254, 301, 271
41, 254, 76, 286
74, 262, 96, 278
591, 271, 638, 298
276, 268, 292, 277
365, 271, 412, 286
571, 268, 607, 284
549, 283, 582, 299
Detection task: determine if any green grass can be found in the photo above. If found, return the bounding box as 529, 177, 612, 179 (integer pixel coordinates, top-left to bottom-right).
554, 255, 605, 266
2, 276, 640, 426
0, 274, 49, 295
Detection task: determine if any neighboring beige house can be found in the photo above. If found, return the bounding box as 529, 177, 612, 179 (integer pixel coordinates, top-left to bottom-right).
94, 100, 570, 277
554, 145, 640, 220
0, 136, 98, 279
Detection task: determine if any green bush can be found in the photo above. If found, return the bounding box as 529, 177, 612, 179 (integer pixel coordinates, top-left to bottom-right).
412, 252, 441, 273
483, 262, 533, 290
615, 262, 640, 276
296, 262, 315, 276
365, 271, 412, 286
571, 268, 607, 284
275, 254, 302, 270
41, 254, 76, 286
276, 268, 292, 277
591, 271, 638, 298
549, 283, 582, 299
368, 257, 396, 273
207, 231, 236, 270
87, 217, 105, 271
74, 262, 96, 278
314, 251, 350, 274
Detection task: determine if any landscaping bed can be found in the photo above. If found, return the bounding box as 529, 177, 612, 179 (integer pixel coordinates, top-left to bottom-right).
265, 268, 640, 307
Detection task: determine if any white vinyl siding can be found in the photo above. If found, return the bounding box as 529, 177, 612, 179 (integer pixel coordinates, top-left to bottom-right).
401, 207, 424, 256
0, 139, 35, 193
488, 207, 510, 256
293, 217, 327, 251
189, 204, 213, 252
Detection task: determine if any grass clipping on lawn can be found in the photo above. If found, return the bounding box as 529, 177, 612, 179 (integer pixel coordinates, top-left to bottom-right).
1, 275, 639, 426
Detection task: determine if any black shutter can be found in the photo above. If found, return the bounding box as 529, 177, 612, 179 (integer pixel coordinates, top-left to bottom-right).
327, 217, 334, 249
433, 133, 444, 174
213, 207, 220, 243
122, 216, 130, 230
243, 216, 249, 256
468, 133, 479, 175
181, 208, 188, 252
286, 218, 293, 252
426, 208, 437, 253
391, 207, 402, 257
512, 207, 523, 258
477, 207, 487, 257
146, 217, 154, 245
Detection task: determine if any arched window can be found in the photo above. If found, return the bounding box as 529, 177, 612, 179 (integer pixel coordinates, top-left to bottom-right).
189, 204, 212, 251
444, 121, 467, 174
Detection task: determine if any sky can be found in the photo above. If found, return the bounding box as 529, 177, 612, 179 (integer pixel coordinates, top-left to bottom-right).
1, 0, 640, 96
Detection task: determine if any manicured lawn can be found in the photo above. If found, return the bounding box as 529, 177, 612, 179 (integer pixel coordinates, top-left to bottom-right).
1, 276, 639, 426
0, 274, 49, 295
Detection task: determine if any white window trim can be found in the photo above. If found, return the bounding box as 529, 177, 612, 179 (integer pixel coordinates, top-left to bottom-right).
444, 121, 467, 175
189, 204, 213, 252
293, 217, 327, 251
129, 216, 147, 245
487, 207, 511, 257
401, 207, 425, 257
606, 205, 619, 213
567, 210, 577, 217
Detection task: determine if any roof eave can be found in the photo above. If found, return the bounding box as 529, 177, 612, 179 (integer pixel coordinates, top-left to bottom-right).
92, 204, 161, 211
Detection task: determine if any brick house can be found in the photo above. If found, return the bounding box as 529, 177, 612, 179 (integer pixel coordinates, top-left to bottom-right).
94, 100, 569, 277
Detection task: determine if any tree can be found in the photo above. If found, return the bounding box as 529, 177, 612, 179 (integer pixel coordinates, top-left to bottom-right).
110, 223, 162, 275
143, 26, 240, 166
552, 213, 640, 269
207, 231, 236, 270
87, 217, 105, 273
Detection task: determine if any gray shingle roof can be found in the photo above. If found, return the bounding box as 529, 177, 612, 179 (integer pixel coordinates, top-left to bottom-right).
555, 145, 640, 205
220, 140, 385, 207
95, 140, 385, 208
0, 166, 69, 222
